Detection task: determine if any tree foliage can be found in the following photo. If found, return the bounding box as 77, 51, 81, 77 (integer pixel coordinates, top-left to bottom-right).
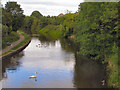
4, 2, 25, 32
75, 2, 118, 60
31, 11, 43, 18
2, 2, 25, 49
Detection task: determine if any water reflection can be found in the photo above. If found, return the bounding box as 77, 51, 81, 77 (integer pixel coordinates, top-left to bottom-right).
73, 56, 107, 88
2, 38, 75, 88
39, 35, 57, 43
1, 37, 106, 88
2, 52, 24, 78
29, 77, 37, 82
0, 60, 2, 81
60, 39, 78, 53
38, 36, 57, 49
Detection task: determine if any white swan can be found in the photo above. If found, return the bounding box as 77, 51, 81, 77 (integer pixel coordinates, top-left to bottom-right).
29, 72, 37, 78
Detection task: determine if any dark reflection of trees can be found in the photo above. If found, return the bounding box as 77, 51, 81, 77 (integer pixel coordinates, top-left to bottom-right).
60, 38, 79, 53
39, 35, 57, 43
0, 60, 2, 81
73, 55, 107, 88
38, 35, 107, 88
38, 35, 79, 53
38, 35, 56, 48
2, 52, 24, 79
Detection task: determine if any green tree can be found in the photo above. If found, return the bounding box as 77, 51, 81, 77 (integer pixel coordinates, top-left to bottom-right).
5, 2, 25, 32
22, 16, 34, 34
37, 16, 48, 30
2, 8, 11, 27
31, 11, 43, 18
2, 8, 12, 34
2, 24, 9, 37
5, 2, 23, 14
57, 13, 76, 38
75, 2, 118, 60
31, 17, 39, 34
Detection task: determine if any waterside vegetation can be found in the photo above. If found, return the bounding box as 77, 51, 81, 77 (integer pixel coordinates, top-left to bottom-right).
1, 2, 30, 55
1, 1, 119, 88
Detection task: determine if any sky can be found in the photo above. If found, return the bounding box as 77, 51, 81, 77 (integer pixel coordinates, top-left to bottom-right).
1, 0, 84, 16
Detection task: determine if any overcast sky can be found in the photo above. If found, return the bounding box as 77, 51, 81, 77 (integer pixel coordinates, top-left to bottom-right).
1, 0, 84, 16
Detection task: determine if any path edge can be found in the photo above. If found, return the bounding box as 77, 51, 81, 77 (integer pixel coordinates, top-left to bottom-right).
0, 40, 31, 60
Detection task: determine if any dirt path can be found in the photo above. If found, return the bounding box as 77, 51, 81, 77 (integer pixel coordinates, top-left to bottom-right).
2, 33, 24, 54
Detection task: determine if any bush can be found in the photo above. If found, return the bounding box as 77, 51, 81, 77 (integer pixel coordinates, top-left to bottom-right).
2, 31, 20, 49
39, 25, 63, 39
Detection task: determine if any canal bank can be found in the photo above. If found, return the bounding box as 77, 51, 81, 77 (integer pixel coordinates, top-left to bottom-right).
68, 34, 119, 88
0, 31, 31, 60
1, 40, 31, 60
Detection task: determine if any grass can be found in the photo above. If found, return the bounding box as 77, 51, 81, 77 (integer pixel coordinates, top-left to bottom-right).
11, 31, 31, 50
107, 53, 119, 88
2, 31, 31, 56
106, 46, 119, 88
39, 25, 62, 39
2, 32, 20, 49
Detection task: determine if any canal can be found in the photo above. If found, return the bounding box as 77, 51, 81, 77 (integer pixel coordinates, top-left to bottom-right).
2, 37, 106, 88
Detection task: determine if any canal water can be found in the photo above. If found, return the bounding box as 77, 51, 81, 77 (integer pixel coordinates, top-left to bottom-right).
2, 37, 106, 88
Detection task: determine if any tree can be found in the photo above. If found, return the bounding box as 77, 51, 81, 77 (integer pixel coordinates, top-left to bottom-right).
31, 11, 43, 18
60, 13, 75, 38
5, 2, 25, 32
75, 2, 118, 60
11, 14, 25, 31
2, 8, 12, 34
37, 16, 48, 30
31, 17, 39, 34
2, 24, 9, 37
5, 2, 23, 15
22, 16, 34, 34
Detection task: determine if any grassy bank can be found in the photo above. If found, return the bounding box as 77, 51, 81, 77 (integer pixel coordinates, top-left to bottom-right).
2, 32, 20, 49
39, 25, 62, 39
106, 46, 119, 88
2, 31, 31, 56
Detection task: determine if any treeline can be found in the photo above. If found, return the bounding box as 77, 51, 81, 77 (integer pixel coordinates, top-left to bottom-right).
23, 2, 119, 64
74, 2, 119, 88
1, 1, 76, 48
22, 2, 119, 88
22, 10, 76, 39
75, 2, 118, 60
2, 1, 119, 88
2, 2, 25, 49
